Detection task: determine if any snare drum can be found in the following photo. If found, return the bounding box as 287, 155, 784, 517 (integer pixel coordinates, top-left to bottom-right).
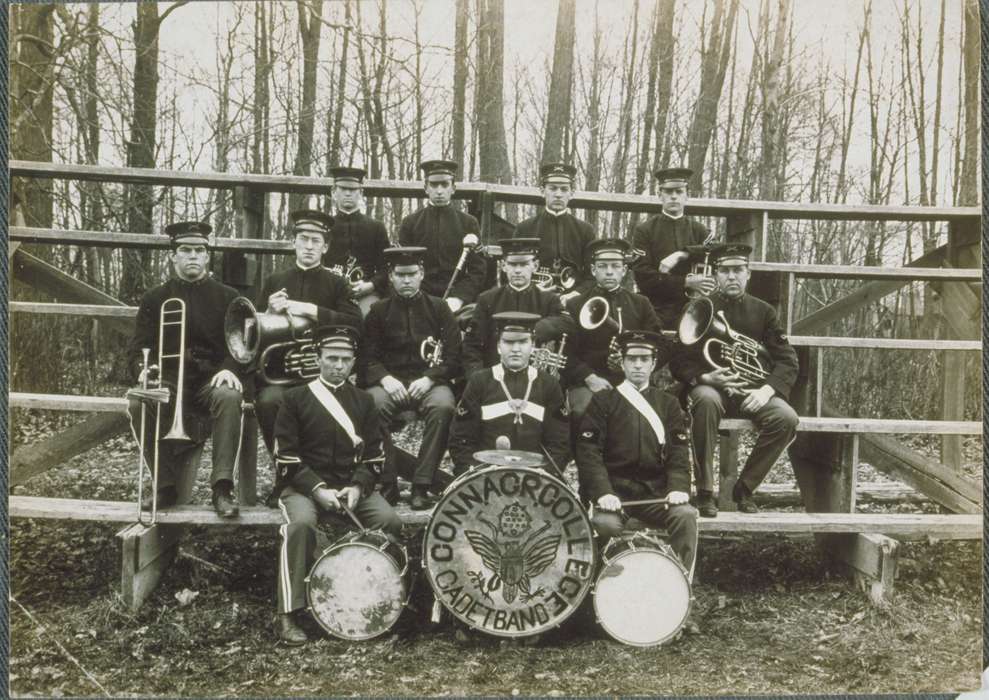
423, 465, 595, 638
593, 530, 691, 646
305, 530, 409, 640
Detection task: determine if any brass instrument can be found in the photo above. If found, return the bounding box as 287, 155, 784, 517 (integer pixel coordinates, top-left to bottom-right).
224, 297, 318, 386
158, 298, 192, 441
443, 233, 480, 300
578, 296, 624, 372
531, 333, 568, 377
678, 297, 770, 386
327, 255, 365, 286
420, 336, 444, 368
533, 264, 577, 294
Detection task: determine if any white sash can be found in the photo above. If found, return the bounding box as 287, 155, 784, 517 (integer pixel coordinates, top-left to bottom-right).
485, 365, 542, 424
616, 380, 665, 446
307, 379, 363, 450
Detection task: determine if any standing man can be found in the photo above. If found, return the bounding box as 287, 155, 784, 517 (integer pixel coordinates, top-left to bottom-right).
450, 312, 570, 476
563, 238, 663, 430
127, 222, 244, 518
272, 324, 402, 645
362, 247, 462, 510
254, 210, 362, 488
575, 330, 698, 585
631, 167, 713, 331
670, 243, 799, 517
462, 238, 566, 378
322, 166, 391, 312
513, 162, 596, 300
398, 159, 485, 314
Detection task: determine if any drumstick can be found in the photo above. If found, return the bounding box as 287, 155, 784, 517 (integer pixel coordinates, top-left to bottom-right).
339, 502, 366, 531
619, 497, 669, 508
538, 443, 566, 482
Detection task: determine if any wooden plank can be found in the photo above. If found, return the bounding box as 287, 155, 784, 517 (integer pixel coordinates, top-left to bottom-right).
117, 522, 182, 612
10, 393, 130, 412
787, 335, 980, 350
717, 433, 739, 512
10, 412, 129, 486
721, 417, 981, 434
941, 351, 967, 470
10, 301, 138, 317
11, 227, 295, 254
755, 482, 927, 506
749, 261, 980, 281
829, 532, 900, 607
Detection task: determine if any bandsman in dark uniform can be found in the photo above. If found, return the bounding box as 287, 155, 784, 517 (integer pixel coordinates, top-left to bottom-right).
322, 166, 391, 312
254, 210, 362, 475
563, 238, 663, 429
363, 247, 462, 510
398, 159, 485, 314
670, 243, 799, 517
462, 237, 566, 378
513, 162, 596, 301
127, 222, 244, 518
450, 312, 570, 475
575, 330, 698, 587
631, 167, 712, 331
272, 325, 402, 645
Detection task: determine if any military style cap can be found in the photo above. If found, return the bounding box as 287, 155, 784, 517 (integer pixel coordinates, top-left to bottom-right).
493, 311, 541, 338
330, 166, 367, 186
617, 330, 665, 355
165, 221, 212, 248
711, 242, 752, 267
313, 324, 360, 352
383, 246, 427, 268
290, 209, 333, 237
498, 238, 540, 259
586, 237, 632, 261
654, 167, 693, 189
539, 162, 577, 184
419, 159, 459, 179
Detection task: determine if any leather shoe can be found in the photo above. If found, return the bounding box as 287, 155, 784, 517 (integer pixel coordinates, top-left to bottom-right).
142, 486, 177, 510
734, 492, 759, 513
379, 481, 401, 506
682, 614, 701, 635
410, 486, 432, 511
696, 492, 718, 518
276, 612, 308, 646
211, 481, 240, 518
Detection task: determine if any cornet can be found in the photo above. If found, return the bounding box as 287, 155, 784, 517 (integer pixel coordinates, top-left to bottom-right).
420, 336, 444, 368
327, 255, 365, 286
530, 333, 568, 377
533, 263, 577, 294
678, 297, 770, 386
578, 296, 624, 372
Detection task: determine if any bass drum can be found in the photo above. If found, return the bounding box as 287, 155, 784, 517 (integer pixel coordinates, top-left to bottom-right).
593, 530, 691, 646
306, 529, 409, 640
422, 465, 595, 638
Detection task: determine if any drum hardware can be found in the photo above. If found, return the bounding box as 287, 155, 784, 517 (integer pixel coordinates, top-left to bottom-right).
443, 233, 480, 300
472, 449, 546, 468
678, 297, 770, 386
224, 297, 319, 386
578, 296, 623, 372
530, 333, 567, 377
420, 335, 444, 368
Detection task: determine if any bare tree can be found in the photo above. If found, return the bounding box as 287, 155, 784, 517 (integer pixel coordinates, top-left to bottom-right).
958, 0, 979, 205
759, 0, 790, 200
452, 0, 470, 165
289, 0, 323, 213
541, 0, 576, 164
476, 0, 512, 186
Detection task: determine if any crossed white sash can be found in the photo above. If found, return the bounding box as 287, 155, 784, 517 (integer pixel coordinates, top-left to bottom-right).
481, 365, 544, 424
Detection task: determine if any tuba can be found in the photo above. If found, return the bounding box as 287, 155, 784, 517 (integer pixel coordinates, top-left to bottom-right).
678, 297, 770, 385
531, 333, 568, 377
224, 297, 319, 386
578, 296, 624, 372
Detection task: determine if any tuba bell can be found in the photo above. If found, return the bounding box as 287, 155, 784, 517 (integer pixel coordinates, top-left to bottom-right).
678, 297, 770, 385
578, 296, 623, 372
224, 297, 319, 386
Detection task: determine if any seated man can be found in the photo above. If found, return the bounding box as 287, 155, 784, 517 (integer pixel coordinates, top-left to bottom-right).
450, 312, 570, 476
362, 247, 462, 510
461, 238, 566, 379
127, 221, 244, 518
670, 243, 799, 517
272, 325, 402, 645
575, 330, 698, 586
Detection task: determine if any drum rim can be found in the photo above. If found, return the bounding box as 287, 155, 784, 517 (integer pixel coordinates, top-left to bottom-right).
591, 547, 693, 647
305, 540, 410, 641
422, 464, 595, 638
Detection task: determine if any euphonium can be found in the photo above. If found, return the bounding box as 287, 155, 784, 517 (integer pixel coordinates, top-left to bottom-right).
677, 297, 770, 385
224, 297, 318, 386
420, 336, 443, 368
578, 296, 624, 372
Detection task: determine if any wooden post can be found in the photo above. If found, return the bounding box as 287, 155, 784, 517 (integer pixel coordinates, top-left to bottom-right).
829, 532, 900, 607
717, 432, 739, 511
478, 190, 495, 244
117, 521, 183, 612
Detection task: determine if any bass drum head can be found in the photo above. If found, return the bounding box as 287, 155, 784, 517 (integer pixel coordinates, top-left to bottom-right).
423, 465, 595, 638
593, 547, 691, 647
306, 540, 406, 641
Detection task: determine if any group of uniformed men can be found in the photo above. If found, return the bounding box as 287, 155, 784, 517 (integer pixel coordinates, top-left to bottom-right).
127, 160, 799, 645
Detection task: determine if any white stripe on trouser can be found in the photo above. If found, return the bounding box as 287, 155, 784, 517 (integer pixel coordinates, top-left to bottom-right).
277, 497, 293, 614
687, 520, 698, 584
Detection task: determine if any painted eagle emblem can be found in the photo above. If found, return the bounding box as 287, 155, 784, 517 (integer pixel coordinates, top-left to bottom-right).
464, 501, 561, 604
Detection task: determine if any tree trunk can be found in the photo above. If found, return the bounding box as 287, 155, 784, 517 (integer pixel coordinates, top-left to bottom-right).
289, 0, 323, 213
251, 2, 272, 175
452, 0, 469, 165
476, 0, 512, 186
609, 0, 640, 236
329, 0, 351, 168
759, 0, 790, 201
541, 0, 576, 164
584, 1, 603, 231
958, 0, 979, 205
639, 0, 674, 196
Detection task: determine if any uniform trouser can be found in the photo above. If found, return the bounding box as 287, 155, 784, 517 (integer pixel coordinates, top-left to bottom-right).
368, 384, 455, 486
276, 485, 403, 614
128, 384, 243, 497
687, 385, 799, 495
255, 383, 287, 455
591, 503, 699, 582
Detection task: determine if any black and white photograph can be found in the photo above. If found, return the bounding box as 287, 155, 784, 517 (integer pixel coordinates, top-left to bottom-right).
7, 0, 983, 696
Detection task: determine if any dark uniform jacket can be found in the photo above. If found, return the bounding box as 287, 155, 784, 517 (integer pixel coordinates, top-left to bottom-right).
322, 210, 392, 296
669, 292, 799, 400
398, 204, 485, 303
449, 365, 570, 472
273, 378, 382, 497
255, 264, 363, 329
631, 213, 709, 329
562, 285, 662, 387
128, 276, 240, 389
513, 209, 596, 293
576, 385, 690, 502
362, 292, 463, 386
462, 283, 566, 377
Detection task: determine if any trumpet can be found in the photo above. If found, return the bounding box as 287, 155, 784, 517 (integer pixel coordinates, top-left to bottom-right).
678, 297, 770, 386
327, 255, 365, 286
531, 333, 568, 377
420, 335, 444, 368
578, 296, 624, 372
